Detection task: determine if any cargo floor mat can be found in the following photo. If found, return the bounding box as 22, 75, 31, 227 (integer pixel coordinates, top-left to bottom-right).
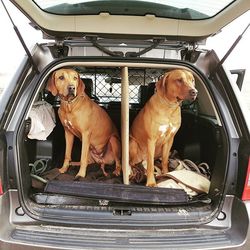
31, 164, 123, 189
44, 180, 189, 205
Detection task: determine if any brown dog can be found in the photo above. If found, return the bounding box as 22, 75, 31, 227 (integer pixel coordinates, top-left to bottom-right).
129, 69, 197, 187
47, 68, 121, 178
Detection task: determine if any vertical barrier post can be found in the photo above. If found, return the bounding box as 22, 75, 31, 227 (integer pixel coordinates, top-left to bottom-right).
121, 67, 129, 184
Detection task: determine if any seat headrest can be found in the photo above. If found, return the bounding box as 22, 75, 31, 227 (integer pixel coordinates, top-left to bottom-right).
81, 78, 93, 97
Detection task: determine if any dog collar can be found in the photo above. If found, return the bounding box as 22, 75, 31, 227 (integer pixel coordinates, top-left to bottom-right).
59, 94, 84, 104
159, 95, 181, 108
59, 94, 84, 112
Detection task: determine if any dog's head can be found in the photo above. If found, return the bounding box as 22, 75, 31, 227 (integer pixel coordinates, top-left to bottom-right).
156, 69, 197, 102
46, 68, 85, 100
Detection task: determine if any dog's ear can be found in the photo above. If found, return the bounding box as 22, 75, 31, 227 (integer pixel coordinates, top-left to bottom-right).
46, 72, 58, 96
156, 72, 170, 97
77, 77, 85, 95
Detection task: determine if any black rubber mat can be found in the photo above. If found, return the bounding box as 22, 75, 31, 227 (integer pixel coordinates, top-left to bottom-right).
44, 180, 188, 205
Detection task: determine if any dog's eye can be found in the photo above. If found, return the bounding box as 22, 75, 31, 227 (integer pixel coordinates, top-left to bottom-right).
73, 76, 78, 80
59, 75, 64, 80
176, 78, 183, 84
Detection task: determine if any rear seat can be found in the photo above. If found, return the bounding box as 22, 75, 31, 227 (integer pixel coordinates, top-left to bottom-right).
81, 78, 99, 102
105, 101, 141, 134
106, 101, 121, 133
138, 82, 156, 107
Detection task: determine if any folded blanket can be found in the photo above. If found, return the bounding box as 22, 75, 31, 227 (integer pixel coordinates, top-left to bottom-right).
28, 101, 56, 140
160, 169, 210, 194
129, 153, 211, 196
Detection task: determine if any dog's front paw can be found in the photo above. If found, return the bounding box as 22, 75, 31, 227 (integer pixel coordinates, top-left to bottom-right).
74, 174, 84, 181
59, 166, 69, 174
146, 178, 157, 187
161, 167, 169, 175
75, 170, 86, 180
146, 181, 157, 187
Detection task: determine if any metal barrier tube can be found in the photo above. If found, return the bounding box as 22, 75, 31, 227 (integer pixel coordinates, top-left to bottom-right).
121, 67, 129, 184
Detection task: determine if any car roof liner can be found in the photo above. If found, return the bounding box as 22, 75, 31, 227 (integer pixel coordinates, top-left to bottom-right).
1, 0, 39, 73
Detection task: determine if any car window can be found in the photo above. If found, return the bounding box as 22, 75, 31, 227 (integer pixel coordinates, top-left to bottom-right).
33, 0, 235, 19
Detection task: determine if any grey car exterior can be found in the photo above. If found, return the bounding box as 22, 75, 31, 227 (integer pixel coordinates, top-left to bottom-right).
0, 0, 250, 249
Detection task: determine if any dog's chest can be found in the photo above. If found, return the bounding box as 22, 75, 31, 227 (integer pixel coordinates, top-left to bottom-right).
64, 118, 82, 138
157, 121, 179, 140
59, 109, 82, 138
155, 111, 181, 140
158, 123, 177, 136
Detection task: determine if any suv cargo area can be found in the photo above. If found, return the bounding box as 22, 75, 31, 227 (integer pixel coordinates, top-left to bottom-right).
7, 40, 234, 227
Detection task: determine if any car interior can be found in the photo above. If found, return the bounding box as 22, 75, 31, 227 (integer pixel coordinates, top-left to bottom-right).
14, 61, 228, 215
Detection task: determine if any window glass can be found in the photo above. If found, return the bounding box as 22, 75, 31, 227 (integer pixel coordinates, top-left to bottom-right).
33, 0, 235, 20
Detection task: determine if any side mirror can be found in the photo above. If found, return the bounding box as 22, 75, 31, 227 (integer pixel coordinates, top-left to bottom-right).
230, 69, 246, 90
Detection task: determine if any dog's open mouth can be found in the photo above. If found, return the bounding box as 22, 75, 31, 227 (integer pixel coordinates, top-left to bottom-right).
189, 95, 197, 101
177, 94, 197, 103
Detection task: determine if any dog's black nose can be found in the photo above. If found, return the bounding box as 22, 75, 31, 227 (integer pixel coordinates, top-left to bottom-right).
68, 85, 75, 94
